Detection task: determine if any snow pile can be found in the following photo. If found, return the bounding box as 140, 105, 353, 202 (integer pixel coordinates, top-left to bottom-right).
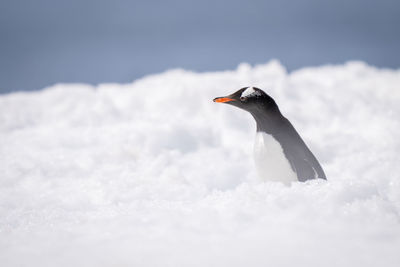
1, 61, 400, 267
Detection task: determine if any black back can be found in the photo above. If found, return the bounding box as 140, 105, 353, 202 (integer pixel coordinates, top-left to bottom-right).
256, 114, 326, 181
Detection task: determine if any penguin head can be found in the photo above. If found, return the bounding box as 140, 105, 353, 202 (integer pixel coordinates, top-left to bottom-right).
213, 87, 279, 115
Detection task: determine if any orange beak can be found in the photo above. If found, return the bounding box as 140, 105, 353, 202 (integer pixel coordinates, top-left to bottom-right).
213, 97, 236, 103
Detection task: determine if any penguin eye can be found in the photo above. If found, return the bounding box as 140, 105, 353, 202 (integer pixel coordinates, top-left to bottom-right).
240, 96, 246, 102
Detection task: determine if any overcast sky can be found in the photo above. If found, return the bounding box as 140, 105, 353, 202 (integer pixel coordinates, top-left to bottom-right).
1, 0, 399, 93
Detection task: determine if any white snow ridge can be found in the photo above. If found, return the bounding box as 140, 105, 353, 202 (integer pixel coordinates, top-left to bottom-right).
1, 60, 400, 267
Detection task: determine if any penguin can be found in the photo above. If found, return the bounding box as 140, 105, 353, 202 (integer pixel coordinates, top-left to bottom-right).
213, 87, 326, 184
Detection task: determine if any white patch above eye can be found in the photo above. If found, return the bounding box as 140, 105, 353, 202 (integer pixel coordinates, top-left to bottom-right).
241, 87, 262, 98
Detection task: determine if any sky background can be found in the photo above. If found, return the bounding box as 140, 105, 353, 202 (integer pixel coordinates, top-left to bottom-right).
1, 0, 399, 94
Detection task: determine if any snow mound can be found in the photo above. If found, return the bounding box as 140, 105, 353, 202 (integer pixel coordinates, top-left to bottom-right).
1, 61, 400, 267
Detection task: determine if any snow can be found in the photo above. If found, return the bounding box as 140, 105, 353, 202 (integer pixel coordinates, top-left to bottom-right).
1, 60, 400, 267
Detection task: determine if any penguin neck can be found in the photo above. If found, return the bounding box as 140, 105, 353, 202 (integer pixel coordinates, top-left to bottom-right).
250, 106, 285, 135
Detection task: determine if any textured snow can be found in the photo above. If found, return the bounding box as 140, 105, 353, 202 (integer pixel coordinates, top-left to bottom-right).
1, 60, 400, 267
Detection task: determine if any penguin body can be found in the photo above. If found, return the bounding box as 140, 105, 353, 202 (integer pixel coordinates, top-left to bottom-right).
214, 87, 326, 183
254, 131, 297, 183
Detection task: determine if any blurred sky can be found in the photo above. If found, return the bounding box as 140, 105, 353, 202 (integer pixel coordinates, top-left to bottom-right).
1, 0, 399, 93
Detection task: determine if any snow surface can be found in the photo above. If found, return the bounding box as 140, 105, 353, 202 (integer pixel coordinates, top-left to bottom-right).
1, 60, 400, 267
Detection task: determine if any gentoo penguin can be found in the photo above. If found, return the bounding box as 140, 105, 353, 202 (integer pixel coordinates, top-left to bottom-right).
213, 87, 326, 183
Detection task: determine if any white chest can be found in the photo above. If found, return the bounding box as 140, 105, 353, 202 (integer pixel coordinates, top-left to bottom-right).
253, 132, 298, 184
